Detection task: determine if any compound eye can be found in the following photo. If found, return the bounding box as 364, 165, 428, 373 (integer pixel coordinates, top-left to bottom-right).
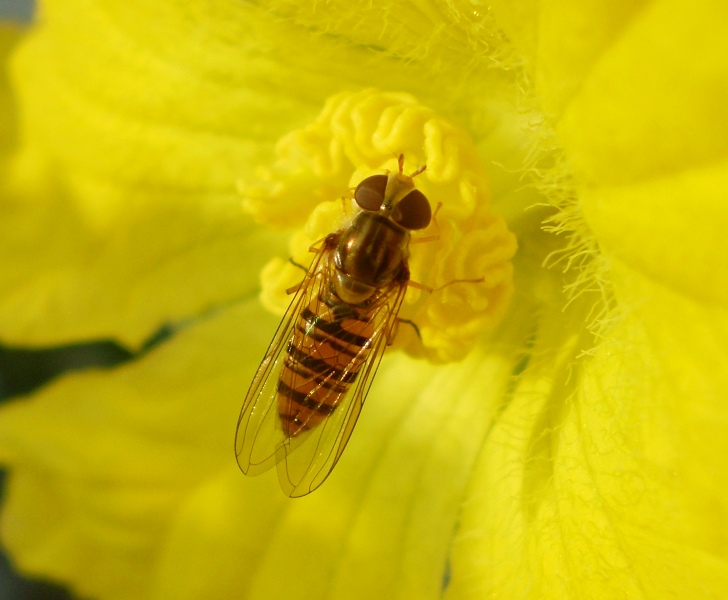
391, 189, 431, 230
354, 174, 388, 211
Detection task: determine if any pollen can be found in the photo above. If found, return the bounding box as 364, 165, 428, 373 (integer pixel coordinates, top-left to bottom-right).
239, 89, 517, 363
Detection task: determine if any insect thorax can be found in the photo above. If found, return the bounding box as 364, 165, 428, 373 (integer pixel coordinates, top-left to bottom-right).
333, 212, 409, 304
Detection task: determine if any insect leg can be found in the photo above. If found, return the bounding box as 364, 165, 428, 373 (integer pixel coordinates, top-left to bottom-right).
289, 257, 308, 273
290, 234, 340, 293
431, 201, 443, 227
308, 233, 340, 254
406, 279, 434, 293
285, 280, 306, 295
340, 186, 358, 217
432, 276, 485, 291
395, 318, 422, 343
410, 235, 439, 245
406, 272, 485, 296
409, 202, 442, 245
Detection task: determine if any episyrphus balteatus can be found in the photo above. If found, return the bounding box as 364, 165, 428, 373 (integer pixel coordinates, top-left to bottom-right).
235, 155, 434, 497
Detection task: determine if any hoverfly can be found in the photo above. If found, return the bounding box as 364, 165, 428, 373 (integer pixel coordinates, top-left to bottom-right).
235, 154, 432, 497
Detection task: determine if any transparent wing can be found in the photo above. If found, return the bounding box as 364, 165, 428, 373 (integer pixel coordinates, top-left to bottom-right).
235, 241, 409, 497
275, 278, 408, 497
235, 242, 332, 476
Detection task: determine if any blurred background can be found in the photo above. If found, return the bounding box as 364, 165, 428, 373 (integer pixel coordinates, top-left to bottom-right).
1, 4, 81, 600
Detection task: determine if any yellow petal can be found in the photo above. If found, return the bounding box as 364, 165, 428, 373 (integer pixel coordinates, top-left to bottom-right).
558, 0, 728, 185
582, 161, 728, 305
448, 271, 728, 599
2, 0, 317, 347
0, 23, 24, 157
0, 297, 279, 598
491, 0, 652, 117
447, 1, 728, 598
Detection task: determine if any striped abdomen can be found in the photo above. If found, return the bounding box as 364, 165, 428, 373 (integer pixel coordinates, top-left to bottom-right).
277, 290, 375, 437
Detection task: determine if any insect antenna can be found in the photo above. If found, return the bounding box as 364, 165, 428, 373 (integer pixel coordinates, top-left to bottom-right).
408, 164, 427, 178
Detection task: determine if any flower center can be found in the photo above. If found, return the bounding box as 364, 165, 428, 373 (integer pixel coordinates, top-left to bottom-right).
238, 89, 518, 363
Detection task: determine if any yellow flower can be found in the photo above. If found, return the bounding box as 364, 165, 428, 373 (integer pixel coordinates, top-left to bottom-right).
1, 2, 727, 600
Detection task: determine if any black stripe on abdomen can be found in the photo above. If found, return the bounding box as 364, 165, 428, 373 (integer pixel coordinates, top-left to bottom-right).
277, 294, 373, 436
